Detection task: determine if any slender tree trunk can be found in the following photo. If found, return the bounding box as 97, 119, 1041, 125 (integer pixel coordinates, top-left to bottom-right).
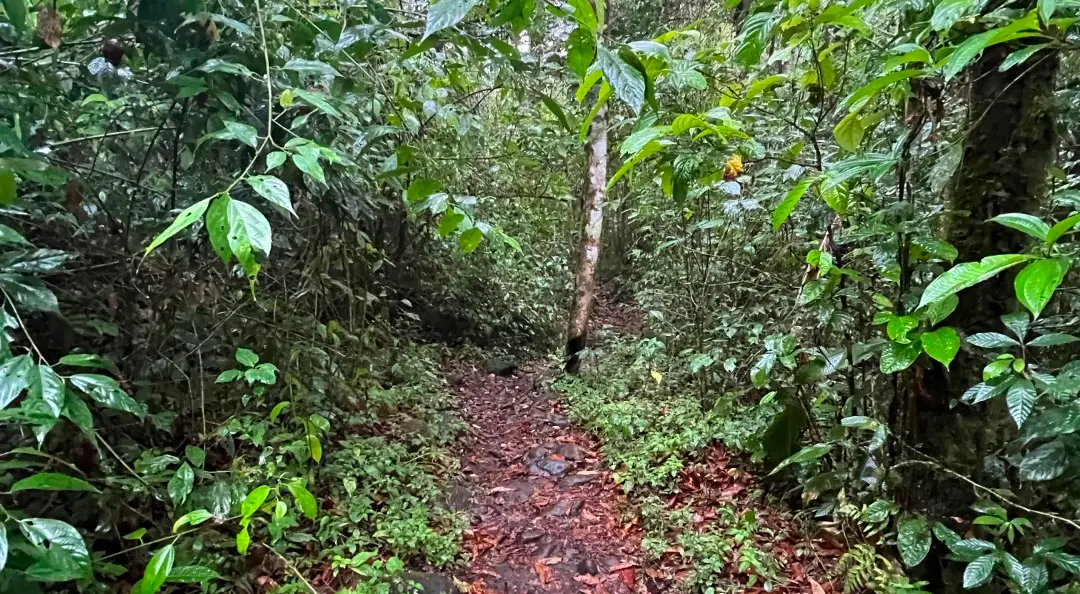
566, 107, 608, 373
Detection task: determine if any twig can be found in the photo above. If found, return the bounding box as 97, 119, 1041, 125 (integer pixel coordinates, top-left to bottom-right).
1, 287, 47, 363
46, 126, 178, 148
264, 544, 319, 594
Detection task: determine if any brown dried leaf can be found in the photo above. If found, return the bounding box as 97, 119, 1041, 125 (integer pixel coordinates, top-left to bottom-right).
534, 561, 553, 584
36, 7, 63, 49
810, 578, 827, 594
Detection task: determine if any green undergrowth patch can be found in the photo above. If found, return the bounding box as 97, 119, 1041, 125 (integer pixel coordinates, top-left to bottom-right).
554, 336, 775, 492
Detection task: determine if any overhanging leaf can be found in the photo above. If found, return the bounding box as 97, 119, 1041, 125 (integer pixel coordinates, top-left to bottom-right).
1014, 258, 1069, 319
918, 254, 1035, 309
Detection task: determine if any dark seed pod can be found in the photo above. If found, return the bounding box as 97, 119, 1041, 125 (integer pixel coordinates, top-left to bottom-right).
101, 39, 124, 66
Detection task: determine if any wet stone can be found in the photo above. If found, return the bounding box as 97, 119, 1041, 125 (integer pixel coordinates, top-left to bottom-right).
576, 559, 599, 576
554, 442, 585, 461
535, 457, 571, 477
547, 499, 582, 517
519, 529, 545, 544
559, 471, 602, 489
547, 413, 570, 427
523, 445, 549, 464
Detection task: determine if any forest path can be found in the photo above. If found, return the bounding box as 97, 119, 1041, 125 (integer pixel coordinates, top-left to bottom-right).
450, 362, 643, 594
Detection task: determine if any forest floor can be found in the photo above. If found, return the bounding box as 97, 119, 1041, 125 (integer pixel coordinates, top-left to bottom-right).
443, 291, 841, 594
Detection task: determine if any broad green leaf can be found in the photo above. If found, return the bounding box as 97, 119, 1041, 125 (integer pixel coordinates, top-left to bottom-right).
1015, 258, 1069, 319
1045, 213, 1080, 244
577, 68, 603, 102
241, 485, 270, 519
922, 293, 959, 325
967, 332, 1019, 348
922, 327, 960, 368
407, 178, 442, 202
0, 354, 31, 410
439, 212, 465, 237
1007, 379, 1037, 428
620, 126, 667, 156
963, 555, 996, 589
12, 472, 98, 493
167, 566, 220, 584
931, 0, 975, 31
898, 515, 932, 567
1039, 0, 1056, 21
833, 111, 865, 152
69, 374, 146, 418
27, 364, 64, 418
206, 194, 232, 264
984, 358, 1014, 381
918, 254, 1035, 309
307, 433, 323, 462
293, 89, 342, 118
57, 354, 117, 373
735, 12, 773, 68
608, 140, 666, 190
198, 59, 253, 77
292, 153, 325, 185
887, 315, 918, 344
265, 151, 288, 171
1046, 550, 1080, 574
287, 483, 318, 520
990, 213, 1050, 241
213, 121, 258, 148
186, 446, 206, 467
172, 509, 212, 533
246, 176, 295, 216
744, 75, 786, 102
19, 518, 90, 570
1001, 44, 1049, 71
145, 198, 212, 255
772, 178, 811, 230
881, 340, 920, 374
842, 70, 924, 112
459, 227, 484, 254
943, 13, 1042, 82
597, 45, 645, 114
566, 0, 598, 29
423, 0, 481, 39
2, 0, 27, 34
282, 58, 340, 78
227, 200, 273, 267
567, 28, 596, 79
134, 545, 174, 594
1027, 333, 1079, 347
1018, 439, 1067, 481
540, 95, 572, 132
62, 392, 94, 435
168, 463, 195, 506
769, 442, 832, 475
0, 223, 28, 246
236, 525, 250, 554
0, 524, 7, 573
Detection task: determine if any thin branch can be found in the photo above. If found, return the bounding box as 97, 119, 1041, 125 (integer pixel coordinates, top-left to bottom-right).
47, 126, 178, 148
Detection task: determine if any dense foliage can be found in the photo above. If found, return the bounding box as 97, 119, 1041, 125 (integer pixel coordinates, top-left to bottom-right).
4, 0, 1080, 592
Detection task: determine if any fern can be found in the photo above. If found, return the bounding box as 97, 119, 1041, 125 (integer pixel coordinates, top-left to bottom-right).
837, 545, 931, 594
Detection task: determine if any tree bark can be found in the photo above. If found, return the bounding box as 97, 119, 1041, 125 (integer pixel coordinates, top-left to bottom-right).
914, 46, 1059, 486
566, 107, 608, 373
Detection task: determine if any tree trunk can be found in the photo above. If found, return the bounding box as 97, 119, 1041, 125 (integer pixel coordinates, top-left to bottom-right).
914, 46, 1058, 490
566, 107, 608, 373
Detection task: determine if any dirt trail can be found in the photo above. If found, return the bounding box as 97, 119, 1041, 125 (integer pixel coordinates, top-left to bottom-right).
451, 364, 645, 594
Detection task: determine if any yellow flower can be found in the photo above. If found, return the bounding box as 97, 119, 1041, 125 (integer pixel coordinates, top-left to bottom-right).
724, 154, 744, 181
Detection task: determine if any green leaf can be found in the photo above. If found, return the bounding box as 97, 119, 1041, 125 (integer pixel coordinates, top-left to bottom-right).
293, 89, 342, 118
423, 0, 481, 39
62, 392, 94, 435
213, 121, 259, 148
0, 223, 28, 246
735, 12, 773, 68
287, 483, 318, 520
282, 58, 340, 78
834, 111, 866, 152
541, 95, 572, 132
172, 509, 213, 533
769, 442, 832, 475
963, 555, 996, 589
1001, 44, 1049, 71
198, 59, 254, 77
881, 340, 920, 374
168, 463, 195, 506
307, 433, 323, 462
407, 178, 442, 202
236, 525, 251, 554
567, 28, 596, 79
967, 332, 1019, 348
167, 566, 220, 584
842, 69, 924, 112
1027, 333, 1079, 347
918, 254, 1035, 309
186, 446, 206, 468
12, 472, 98, 493
0, 353, 32, 410
772, 178, 811, 230
990, 213, 1050, 241
136, 545, 175, 594
1015, 258, 1069, 319
931, 0, 975, 31
235, 348, 258, 367
1046, 550, 1080, 574
1039, 0, 1056, 21
459, 227, 483, 254
227, 200, 272, 278
0, 524, 7, 573
145, 198, 212, 255
1007, 379, 1037, 428
57, 354, 117, 373
914, 237, 959, 262
1019, 439, 1067, 481
241, 485, 270, 519
270, 401, 291, 421
1045, 213, 1080, 244
19, 518, 90, 571
206, 194, 233, 264
887, 315, 919, 344
2, 0, 27, 33
246, 176, 295, 216
898, 515, 932, 567
28, 364, 64, 418
0, 169, 14, 205
597, 45, 645, 114
292, 152, 326, 185
439, 212, 465, 237
69, 374, 146, 418
943, 13, 1042, 82
922, 293, 959, 325
566, 0, 598, 30
922, 327, 960, 368
265, 151, 288, 171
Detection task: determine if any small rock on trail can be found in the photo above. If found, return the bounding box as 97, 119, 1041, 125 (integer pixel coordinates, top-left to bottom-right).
451, 363, 643, 594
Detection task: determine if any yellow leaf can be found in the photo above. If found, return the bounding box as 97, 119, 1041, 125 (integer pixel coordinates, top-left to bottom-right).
651, 370, 663, 383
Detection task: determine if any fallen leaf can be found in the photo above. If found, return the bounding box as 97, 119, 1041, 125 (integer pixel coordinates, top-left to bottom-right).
810, 578, 827, 594
609, 562, 639, 571
614, 566, 635, 588
538, 557, 563, 565
489, 486, 515, 493
534, 561, 553, 584
574, 574, 601, 586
